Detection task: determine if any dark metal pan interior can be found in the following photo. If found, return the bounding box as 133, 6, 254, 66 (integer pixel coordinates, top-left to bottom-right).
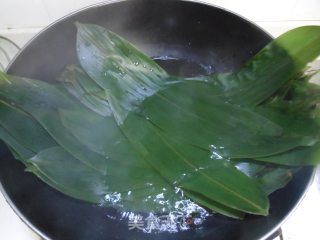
0, 0, 314, 239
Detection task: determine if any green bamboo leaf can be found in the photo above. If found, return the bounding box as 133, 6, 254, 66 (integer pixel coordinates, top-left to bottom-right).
183, 191, 245, 219
252, 80, 320, 166
0, 71, 108, 173
255, 143, 320, 166
188, 26, 320, 106
0, 71, 246, 217
75, 24, 320, 215
1, 23, 318, 220
58, 67, 247, 217
0, 125, 34, 161
140, 81, 316, 158
0, 130, 87, 203
121, 113, 269, 215
59, 65, 302, 217
266, 80, 320, 116
59, 65, 112, 117
76, 23, 173, 124
0, 101, 56, 152
0, 99, 108, 203
58, 64, 297, 190
231, 160, 295, 194
27, 146, 184, 211
77, 31, 267, 214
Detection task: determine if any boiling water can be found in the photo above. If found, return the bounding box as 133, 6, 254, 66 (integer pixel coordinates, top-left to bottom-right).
153, 56, 215, 77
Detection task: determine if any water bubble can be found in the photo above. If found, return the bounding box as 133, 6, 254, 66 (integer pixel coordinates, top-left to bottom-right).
210, 151, 224, 160
106, 214, 117, 220
104, 192, 121, 204
156, 193, 164, 199
145, 200, 208, 233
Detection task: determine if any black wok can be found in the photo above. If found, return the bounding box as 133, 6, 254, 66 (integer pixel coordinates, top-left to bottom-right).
0, 0, 314, 239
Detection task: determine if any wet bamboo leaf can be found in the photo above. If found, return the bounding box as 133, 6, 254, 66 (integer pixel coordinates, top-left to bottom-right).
231, 160, 296, 194
0, 24, 319, 220
0, 71, 108, 173
76, 23, 172, 124
188, 26, 320, 106
139, 81, 316, 159
0, 71, 245, 217
59, 65, 112, 117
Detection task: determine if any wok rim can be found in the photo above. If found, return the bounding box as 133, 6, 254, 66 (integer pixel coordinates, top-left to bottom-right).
1, 1, 316, 240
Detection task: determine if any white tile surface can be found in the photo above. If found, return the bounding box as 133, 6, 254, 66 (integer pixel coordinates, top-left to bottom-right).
42, 0, 77, 22
256, 20, 320, 37
281, 169, 320, 240
1, 1, 320, 240
0, 191, 40, 240
204, 0, 297, 21
0, 0, 320, 30
292, 0, 320, 20
0, 0, 50, 29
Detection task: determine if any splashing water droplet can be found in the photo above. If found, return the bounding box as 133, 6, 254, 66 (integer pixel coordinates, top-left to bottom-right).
104, 192, 121, 204
156, 193, 164, 199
